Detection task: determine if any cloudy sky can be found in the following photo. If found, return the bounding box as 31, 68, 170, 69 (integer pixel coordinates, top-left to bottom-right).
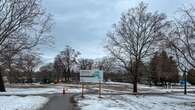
40, 0, 195, 63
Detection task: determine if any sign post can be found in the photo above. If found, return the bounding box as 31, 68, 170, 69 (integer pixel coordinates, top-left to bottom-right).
99, 80, 101, 98
80, 69, 103, 98
81, 83, 84, 98
184, 70, 187, 95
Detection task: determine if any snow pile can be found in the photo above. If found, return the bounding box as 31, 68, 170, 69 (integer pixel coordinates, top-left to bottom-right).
78, 94, 195, 110
0, 96, 48, 110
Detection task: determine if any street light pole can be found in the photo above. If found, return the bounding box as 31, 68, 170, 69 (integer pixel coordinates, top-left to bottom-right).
184, 70, 187, 95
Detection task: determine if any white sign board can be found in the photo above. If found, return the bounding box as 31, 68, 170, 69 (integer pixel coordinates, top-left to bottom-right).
80, 69, 103, 83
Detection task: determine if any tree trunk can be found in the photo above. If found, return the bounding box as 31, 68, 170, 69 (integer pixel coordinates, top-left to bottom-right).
133, 60, 139, 93
56, 72, 59, 83
28, 71, 33, 83
8, 71, 14, 84
0, 68, 6, 92
133, 79, 138, 93
8, 60, 13, 83
67, 67, 70, 81
63, 69, 66, 82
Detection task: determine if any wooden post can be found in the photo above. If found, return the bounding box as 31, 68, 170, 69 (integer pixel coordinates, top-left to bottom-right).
99, 80, 101, 98
81, 83, 84, 98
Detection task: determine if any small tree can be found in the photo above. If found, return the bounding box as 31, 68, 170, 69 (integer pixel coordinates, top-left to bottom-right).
94, 57, 116, 81
19, 51, 41, 83
150, 52, 159, 85
149, 51, 179, 86
53, 55, 63, 82
78, 58, 94, 70
56, 45, 80, 82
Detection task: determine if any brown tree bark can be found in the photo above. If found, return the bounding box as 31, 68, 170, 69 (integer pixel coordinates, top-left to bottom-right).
133, 80, 138, 93
0, 67, 5, 92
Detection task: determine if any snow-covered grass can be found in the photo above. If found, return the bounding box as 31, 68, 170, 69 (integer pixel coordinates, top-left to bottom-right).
0, 88, 59, 95
0, 87, 83, 95
78, 94, 195, 110
1, 82, 194, 95
0, 96, 48, 110
105, 81, 132, 86
104, 81, 195, 93
1, 82, 195, 110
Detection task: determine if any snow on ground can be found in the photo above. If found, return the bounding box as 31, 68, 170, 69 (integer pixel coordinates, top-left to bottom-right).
0, 87, 82, 95
78, 94, 195, 110
0, 96, 48, 110
1, 82, 194, 95
105, 81, 195, 93
105, 81, 132, 86
0, 88, 59, 95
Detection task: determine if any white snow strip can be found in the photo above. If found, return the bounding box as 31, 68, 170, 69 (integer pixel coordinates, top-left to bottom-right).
0, 87, 82, 95
0, 96, 48, 110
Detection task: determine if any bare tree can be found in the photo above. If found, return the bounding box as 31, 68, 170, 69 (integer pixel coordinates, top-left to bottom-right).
0, 0, 53, 91
78, 58, 94, 70
53, 55, 64, 82
165, 6, 195, 94
0, 0, 53, 45
19, 51, 41, 83
57, 45, 80, 82
105, 2, 169, 93
167, 6, 195, 68
94, 57, 116, 81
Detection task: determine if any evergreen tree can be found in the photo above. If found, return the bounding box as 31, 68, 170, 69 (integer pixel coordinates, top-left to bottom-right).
150, 51, 179, 86
187, 69, 195, 85
150, 52, 159, 85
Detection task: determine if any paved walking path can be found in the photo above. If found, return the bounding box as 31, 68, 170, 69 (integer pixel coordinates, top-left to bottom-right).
42, 94, 76, 110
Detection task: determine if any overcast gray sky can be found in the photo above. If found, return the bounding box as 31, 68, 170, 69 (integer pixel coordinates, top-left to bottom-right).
40, 0, 195, 63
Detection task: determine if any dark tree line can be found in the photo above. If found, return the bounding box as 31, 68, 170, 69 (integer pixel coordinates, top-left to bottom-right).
37, 46, 118, 83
